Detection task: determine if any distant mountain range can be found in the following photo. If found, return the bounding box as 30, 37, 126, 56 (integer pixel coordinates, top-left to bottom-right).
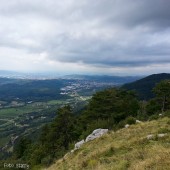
122, 73, 170, 100
62, 75, 142, 84
0, 70, 142, 84
0, 70, 60, 79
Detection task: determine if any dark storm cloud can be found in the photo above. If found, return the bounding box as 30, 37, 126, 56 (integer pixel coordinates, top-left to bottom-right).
0, 0, 170, 69
105, 0, 170, 29
44, 0, 170, 67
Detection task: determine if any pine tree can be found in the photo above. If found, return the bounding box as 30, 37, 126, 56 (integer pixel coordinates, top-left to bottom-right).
153, 80, 170, 112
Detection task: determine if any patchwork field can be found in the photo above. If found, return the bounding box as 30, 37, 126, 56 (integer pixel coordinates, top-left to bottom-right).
0, 97, 89, 150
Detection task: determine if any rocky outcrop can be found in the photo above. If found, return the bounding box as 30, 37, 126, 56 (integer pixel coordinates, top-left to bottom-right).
71, 128, 108, 153
85, 129, 108, 142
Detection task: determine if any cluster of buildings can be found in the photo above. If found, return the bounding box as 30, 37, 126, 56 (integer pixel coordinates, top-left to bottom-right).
60, 80, 115, 96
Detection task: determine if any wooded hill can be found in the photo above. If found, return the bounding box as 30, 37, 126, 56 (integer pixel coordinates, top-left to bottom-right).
122, 73, 170, 100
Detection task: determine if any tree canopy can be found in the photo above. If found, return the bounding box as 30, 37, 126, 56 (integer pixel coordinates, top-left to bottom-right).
153, 80, 170, 112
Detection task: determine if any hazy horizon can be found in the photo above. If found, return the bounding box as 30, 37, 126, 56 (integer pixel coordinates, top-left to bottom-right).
0, 69, 145, 77
0, 0, 170, 75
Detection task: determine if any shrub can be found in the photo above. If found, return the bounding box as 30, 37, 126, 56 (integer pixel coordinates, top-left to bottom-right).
149, 114, 159, 121
125, 116, 136, 125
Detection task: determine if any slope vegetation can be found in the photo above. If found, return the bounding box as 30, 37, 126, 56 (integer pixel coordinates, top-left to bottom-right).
46, 117, 170, 170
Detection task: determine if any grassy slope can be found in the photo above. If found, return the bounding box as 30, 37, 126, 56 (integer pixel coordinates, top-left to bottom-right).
46, 117, 170, 170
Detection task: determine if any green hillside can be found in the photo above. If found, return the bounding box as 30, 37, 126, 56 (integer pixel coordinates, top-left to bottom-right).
46, 116, 170, 170
122, 73, 170, 100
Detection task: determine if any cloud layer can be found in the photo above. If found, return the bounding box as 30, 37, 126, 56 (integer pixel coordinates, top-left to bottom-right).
0, 0, 170, 74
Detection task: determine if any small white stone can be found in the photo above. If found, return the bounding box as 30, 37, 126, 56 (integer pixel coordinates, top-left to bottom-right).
125, 124, 130, 128
71, 149, 75, 153
147, 134, 154, 140
136, 120, 141, 123
75, 140, 85, 149
158, 133, 167, 138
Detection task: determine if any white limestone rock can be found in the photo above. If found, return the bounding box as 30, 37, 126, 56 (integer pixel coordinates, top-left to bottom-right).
71, 149, 75, 153
158, 133, 167, 138
136, 120, 142, 123
125, 124, 130, 128
85, 128, 108, 142
147, 134, 154, 140
75, 140, 85, 149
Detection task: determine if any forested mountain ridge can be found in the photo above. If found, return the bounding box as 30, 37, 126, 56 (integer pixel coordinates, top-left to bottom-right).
122, 73, 170, 100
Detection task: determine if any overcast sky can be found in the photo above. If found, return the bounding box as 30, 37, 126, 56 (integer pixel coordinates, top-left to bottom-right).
0, 0, 170, 75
